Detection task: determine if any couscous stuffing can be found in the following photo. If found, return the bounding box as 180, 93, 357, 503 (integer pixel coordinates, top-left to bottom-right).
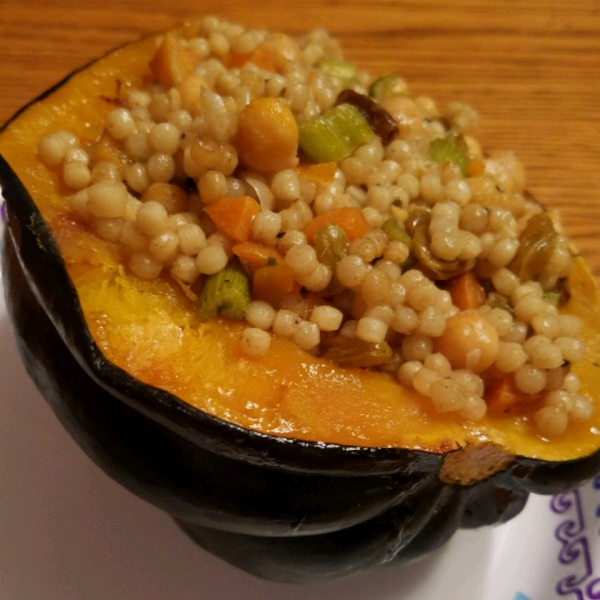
37, 16, 593, 438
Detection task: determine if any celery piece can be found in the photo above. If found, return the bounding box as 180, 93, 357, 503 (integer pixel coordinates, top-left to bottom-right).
429, 137, 470, 176
336, 89, 398, 145
543, 290, 560, 306
198, 262, 250, 320
298, 104, 376, 164
381, 217, 415, 269
381, 218, 412, 249
317, 58, 357, 86
368, 74, 404, 103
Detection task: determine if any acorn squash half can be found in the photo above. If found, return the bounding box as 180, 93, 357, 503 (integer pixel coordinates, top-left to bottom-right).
2, 23, 600, 583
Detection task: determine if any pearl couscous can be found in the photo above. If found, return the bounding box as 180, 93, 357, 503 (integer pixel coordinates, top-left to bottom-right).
37, 16, 592, 438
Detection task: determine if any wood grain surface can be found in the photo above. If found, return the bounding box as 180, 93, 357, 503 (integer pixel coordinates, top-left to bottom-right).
1, 0, 599, 274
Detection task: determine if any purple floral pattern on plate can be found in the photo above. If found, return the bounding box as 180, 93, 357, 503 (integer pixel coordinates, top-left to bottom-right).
551, 476, 600, 599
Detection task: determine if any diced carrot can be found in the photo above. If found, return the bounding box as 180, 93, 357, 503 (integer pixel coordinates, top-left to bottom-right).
232, 241, 284, 273
177, 73, 209, 115
467, 157, 486, 177
445, 271, 486, 311
252, 263, 298, 308
224, 50, 276, 72
150, 33, 197, 87
295, 162, 338, 184
486, 375, 527, 415
303, 207, 370, 243
204, 196, 261, 244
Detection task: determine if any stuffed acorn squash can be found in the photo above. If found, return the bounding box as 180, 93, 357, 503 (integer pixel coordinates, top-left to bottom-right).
1, 17, 600, 583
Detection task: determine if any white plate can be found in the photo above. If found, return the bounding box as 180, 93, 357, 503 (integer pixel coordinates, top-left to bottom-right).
1, 203, 599, 600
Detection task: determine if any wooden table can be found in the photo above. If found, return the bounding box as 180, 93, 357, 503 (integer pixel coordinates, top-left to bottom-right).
2, 0, 600, 273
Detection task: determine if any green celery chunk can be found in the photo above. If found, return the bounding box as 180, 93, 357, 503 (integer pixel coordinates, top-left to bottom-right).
317, 58, 357, 86
382, 218, 412, 249
429, 137, 470, 176
298, 103, 376, 164
368, 74, 404, 102
543, 290, 560, 306
198, 262, 250, 320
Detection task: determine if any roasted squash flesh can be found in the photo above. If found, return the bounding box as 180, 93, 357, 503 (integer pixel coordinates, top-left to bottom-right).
1, 26, 600, 462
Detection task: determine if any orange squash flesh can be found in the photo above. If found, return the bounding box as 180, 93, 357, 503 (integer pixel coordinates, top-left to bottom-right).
1, 26, 600, 462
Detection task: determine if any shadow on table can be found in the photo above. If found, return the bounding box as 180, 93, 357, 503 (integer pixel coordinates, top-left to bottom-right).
0, 312, 492, 600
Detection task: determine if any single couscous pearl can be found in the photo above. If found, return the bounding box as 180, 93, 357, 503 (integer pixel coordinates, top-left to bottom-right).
241, 328, 271, 357
149, 122, 181, 155
285, 243, 319, 276
544, 390, 574, 412
336, 255, 367, 288
148, 230, 179, 262
493, 341, 528, 373
92, 217, 123, 242
252, 210, 282, 244
416, 307, 446, 337
570, 394, 594, 423
196, 245, 228, 275
136, 201, 170, 236
397, 360, 423, 388
272, 309, 301, 337
391, 305, 418, 335
514, 363, 547, 394
146, 152, 176, 183
361, 269, 391, 306
106, 108, 137, 140
170, 255, 200, 283
87, 182, 128, 218
310, 305, 343, 332
245, 301, 277, 330
356, 316, 388, 344
124, 163, 151, 193
402, 334, 433, 362
459, 394, 487, 421
129, 251, 163, 280
292, 321, 321, 350
124, 130, 152, 161
63, 161, 91, 190
412, 367, 442, 397
534, 405, 568, 437
178, 223, 207, 255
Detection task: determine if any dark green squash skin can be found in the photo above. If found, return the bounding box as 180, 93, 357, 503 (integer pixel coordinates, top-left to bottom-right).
2, 133, 600, 581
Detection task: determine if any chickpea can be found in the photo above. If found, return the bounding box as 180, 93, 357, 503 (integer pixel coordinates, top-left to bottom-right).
434, 309, 499, 373
234, 97, 298, 174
